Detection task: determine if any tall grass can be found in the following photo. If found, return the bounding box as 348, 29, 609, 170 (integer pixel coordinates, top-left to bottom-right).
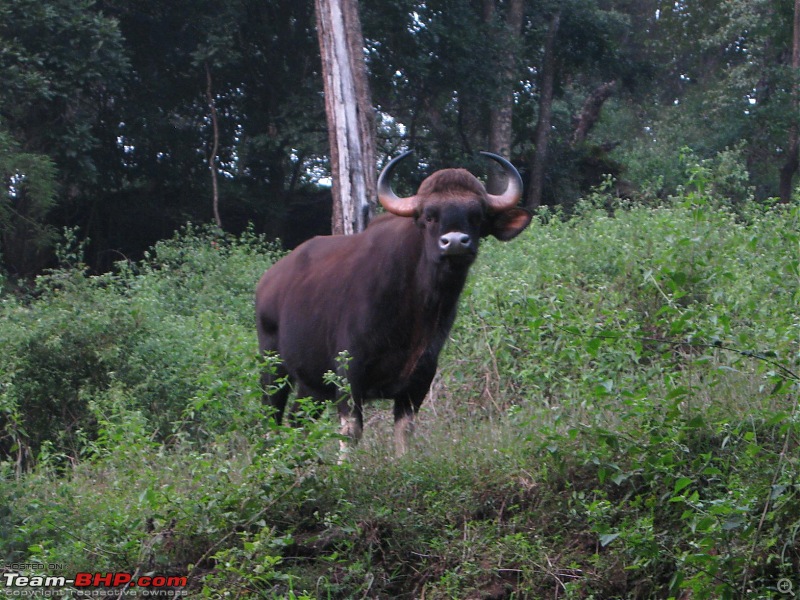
0, 186, 797, 598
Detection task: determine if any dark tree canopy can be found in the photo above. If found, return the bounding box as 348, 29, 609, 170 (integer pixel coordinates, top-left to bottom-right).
1, 0, 798, 278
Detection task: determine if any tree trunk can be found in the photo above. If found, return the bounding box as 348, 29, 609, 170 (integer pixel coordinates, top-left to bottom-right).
315, 0, 376, 235
485, 0, 524, 194
206, 63, 222, 229
779, 0, 800, 203
526, 11, 560, 209
571, 80, 616, 147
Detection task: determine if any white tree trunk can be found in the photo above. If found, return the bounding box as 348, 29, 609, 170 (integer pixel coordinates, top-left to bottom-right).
485, 0, 524, 194
315, 0, 376, 235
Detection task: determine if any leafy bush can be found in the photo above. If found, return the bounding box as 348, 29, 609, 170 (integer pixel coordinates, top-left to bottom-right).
0, 224, 283, 469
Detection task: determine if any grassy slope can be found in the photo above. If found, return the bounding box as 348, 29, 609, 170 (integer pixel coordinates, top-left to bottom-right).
0, 198, 798, 599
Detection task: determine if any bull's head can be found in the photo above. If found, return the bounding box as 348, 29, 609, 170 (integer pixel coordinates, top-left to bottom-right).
377, 152, 532, 265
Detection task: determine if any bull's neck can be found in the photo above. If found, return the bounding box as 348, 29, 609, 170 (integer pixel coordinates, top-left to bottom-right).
394, 250, 470, 381
414, 252, 472, 320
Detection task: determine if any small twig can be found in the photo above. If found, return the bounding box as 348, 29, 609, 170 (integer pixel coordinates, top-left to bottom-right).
645, 270, 674, 306
119, 566, 140, 595
51, 524, 123, 557
205, 61, 222, 229
360, 572, 375, 600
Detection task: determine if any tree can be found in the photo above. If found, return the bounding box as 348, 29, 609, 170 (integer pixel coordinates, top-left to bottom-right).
622, 0, 799, 202
362, 0, 502, 167
0, 125, 58, 276
205, 63, 223, 228
780, 0, 800, 202
571, 80, 617, 147
10, 0, 797, 280
526, 9, 561, 209
91, 0, 329, 262
0, 0, 128, 275
315, 0, 376, 235
362, 0, 631, 208
484, 0, 524, 193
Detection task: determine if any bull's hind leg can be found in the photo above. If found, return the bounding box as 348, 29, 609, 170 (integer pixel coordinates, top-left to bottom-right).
290, 381, 330, 425
261, 357, 291, 425
257, 319, 292, 425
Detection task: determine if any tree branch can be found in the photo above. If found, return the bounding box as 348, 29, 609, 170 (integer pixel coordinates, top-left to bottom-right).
205, 62, 222, 229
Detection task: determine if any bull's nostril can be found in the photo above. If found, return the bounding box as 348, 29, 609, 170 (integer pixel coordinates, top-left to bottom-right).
440, 232, 472, 255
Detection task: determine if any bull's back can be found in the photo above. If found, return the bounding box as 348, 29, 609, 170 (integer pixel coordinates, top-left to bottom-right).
257, 215, 413, 328
256, 232, 373, 360
256, 234, 348, 333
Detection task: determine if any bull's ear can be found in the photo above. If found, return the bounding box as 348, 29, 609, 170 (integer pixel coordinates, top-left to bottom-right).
486, 208, 532, 241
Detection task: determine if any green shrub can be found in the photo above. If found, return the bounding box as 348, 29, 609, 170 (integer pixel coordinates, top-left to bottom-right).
0, 187, 797, 598
0, 224, 283, 469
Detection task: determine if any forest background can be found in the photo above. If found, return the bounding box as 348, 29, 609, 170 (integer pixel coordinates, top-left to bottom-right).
2, 0, 798, 278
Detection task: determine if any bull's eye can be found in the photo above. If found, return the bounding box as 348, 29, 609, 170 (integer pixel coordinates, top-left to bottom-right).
425, 211, 439, 224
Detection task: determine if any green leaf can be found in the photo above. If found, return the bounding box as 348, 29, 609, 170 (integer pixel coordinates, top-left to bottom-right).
693, 516, 716, 533
611, 471, 630, 485
686, 415, 705, 428
665, 387, 689, 400
674, 477, 693, 495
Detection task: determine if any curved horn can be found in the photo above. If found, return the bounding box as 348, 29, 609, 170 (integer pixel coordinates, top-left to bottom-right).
480, 151, 523, 212
377, 151, 419, 217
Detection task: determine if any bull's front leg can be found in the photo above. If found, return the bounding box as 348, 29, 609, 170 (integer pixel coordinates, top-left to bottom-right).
393, 400, 416, 456
393, 367, 435, 456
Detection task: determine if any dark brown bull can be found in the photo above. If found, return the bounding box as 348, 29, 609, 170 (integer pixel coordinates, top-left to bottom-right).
255, 152, 531, 455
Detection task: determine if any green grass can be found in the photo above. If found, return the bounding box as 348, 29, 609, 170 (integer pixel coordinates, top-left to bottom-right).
0, 188, 798, 598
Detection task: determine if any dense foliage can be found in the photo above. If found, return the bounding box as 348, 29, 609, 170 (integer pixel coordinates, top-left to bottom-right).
1, 171, 797, 597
